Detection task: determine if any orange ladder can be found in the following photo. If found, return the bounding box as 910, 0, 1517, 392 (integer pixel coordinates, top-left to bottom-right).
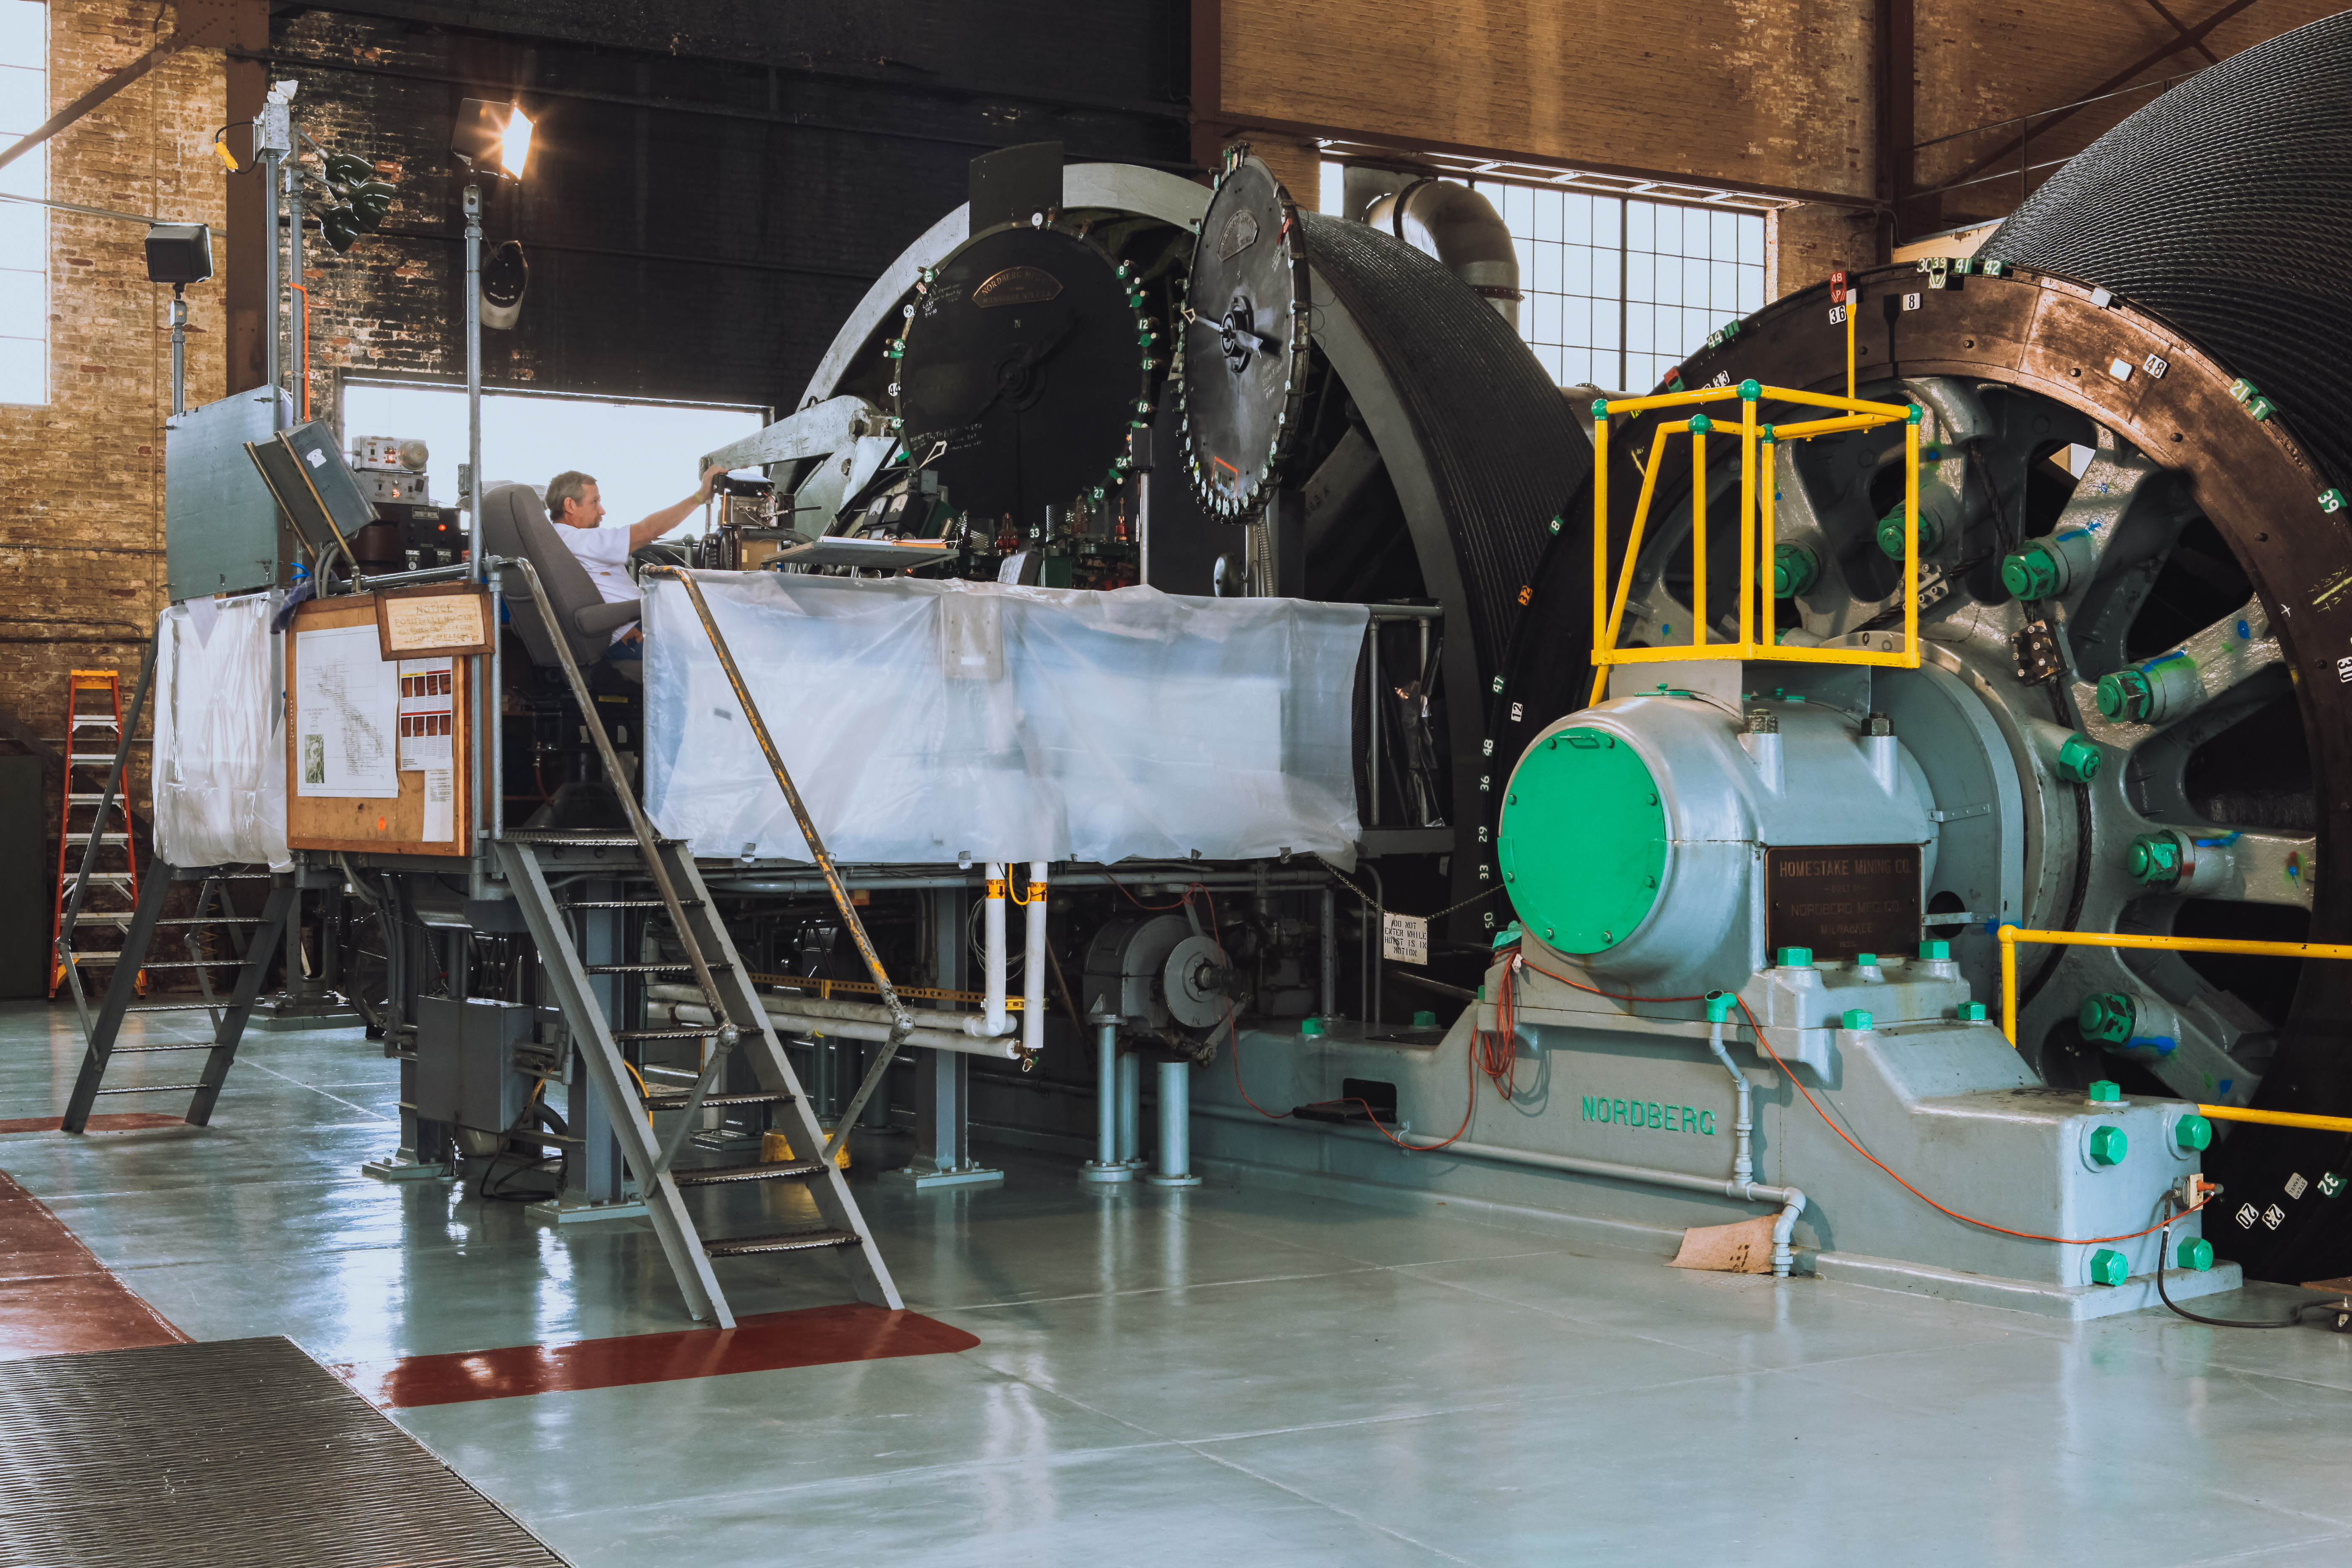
50, 671, 145, 998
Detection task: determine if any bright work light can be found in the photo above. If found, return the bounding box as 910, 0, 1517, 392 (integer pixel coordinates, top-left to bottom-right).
451, 99, 534, 181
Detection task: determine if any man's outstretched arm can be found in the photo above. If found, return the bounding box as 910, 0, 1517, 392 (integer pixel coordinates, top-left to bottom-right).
625, 464, 731, 550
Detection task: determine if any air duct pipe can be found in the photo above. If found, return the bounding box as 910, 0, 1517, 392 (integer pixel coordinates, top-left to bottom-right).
985, 862, 1009, 1036
1363, 178, 1522, 332
1022, 862, 1048, 1060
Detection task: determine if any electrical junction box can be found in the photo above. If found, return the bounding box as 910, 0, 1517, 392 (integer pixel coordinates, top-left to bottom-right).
358, 469, 428, 505
413, 996, 560, 1135
164, 387, 295, 602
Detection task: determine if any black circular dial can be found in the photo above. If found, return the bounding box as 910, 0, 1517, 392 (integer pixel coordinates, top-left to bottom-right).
1179, 155, 1310, 518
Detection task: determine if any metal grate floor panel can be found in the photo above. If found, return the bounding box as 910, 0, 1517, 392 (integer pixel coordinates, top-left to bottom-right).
0, 1336, 569, 1567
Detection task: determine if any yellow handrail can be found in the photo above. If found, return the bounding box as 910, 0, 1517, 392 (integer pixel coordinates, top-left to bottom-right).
1995, 924, 2352, 1127
1587, 276, 1925, 703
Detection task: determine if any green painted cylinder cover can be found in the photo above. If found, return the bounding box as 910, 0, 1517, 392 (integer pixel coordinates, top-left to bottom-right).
1496, 726, 1667, 955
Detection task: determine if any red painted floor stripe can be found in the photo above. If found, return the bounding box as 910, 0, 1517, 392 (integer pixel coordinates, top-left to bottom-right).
0, 1112, 187, 1135
0, 1172, 188, 1359
333, 1303, 982, 1409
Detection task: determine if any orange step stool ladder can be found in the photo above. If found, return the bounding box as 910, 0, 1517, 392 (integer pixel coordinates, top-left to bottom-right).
50, 671, 145, 998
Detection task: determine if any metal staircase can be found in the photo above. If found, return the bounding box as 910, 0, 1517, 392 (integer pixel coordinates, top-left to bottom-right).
502, 559, 915, 1327
496, 832, 900, 1323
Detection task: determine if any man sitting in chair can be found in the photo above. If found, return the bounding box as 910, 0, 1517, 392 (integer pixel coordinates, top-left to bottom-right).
545, 465, 728, 654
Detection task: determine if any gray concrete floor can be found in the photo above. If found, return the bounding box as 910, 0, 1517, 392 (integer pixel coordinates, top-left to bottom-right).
5, 999, 2351, 1566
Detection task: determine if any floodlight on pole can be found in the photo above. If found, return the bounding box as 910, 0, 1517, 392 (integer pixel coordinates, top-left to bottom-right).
451, 99, 534, 181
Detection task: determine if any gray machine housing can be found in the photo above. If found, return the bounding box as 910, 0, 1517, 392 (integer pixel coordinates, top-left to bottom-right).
165, 388, 294, 603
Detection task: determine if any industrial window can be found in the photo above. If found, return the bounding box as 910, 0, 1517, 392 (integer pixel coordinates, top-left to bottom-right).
1469, 182, 1766, 393
341, 382, 766, 539
0, 0, 45, 405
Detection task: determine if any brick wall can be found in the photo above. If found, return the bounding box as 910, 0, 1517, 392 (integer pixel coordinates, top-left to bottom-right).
0, 0, 229, 886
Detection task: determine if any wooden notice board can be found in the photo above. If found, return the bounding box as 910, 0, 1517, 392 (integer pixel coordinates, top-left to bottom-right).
286, 594, 474, 856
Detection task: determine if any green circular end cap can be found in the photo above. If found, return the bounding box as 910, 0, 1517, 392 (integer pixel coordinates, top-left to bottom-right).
1738, 378, 1762, 401
1875, 505, 1942, 560
2177, 1237, 2215, 1271
1496, 727, 1666, 956
1958, 1002, 1988, 1021
1905, 403, 1924, 425
2088, 1248, 2130, 1286
2001, 542, 2063, 601
2056, 733, 2102, 784
1689, 413, 1715, 434
2097, 667, 2153, 721
1919, 940, 1951, 960
2087, 1078, 2123, 1103
1841, 1008, 1874, 1031
2126, 833, 2182, 886
1590, 398, 1609, 418
1771, 543, 1818, 599
2089, 1124, 2129, 1166
2175, 1114, 2213, 1152
1300, 1016, 1326, 1037
2079, 993, 2138, 1044
1411, 1009, 1438, 1028
1777, 947, 1814, 968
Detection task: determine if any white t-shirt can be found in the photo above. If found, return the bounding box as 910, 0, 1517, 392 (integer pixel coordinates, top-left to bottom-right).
558, 525, 640, 642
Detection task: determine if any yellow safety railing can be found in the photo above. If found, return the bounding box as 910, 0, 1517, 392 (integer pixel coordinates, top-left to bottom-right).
1996, 925, 2352, 1135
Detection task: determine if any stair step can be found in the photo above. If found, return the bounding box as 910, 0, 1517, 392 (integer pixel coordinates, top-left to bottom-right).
92, 1084, 200, 1095
702, 1228, 861, 1258
121, 1003, 232, 1014
152, 917, 263, 927
561, 898, 704, 911
671, 1160, 825, 1188
72, 957, 242, 969
616, 1027, 724, 1042
642, 1090, 796, 1110
583, 962, 727, 975
64, 834, 129, 845
67, 753, 124, 764
109, 1044, 221, 1053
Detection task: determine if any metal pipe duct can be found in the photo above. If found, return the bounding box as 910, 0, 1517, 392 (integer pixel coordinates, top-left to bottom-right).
1364, 178, 1523, 333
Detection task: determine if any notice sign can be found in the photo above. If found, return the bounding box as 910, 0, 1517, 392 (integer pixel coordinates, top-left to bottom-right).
376, 585, 493, 658
1763, 844, 1921, 960
1381, 911, 1429, 965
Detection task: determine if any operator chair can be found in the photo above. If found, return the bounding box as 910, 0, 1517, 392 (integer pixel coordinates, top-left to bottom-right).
480, 483, 646, 830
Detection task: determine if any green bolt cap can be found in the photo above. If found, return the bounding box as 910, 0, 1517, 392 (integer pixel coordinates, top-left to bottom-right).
1705, 991, 1736, 1023
2079, 993, 2138, 1045
1841, 1008, 1874, 1031
1919, 940, 1951, 960
1300, 1016, 1327, 1037
2089, 1124, 2129, 1166
2088, 1248, 2130, 1286
1772, 542, 1819, 599
2087, 1078, 2123, 1103
2096, 667, 2154, 721
1875, 504, 1943, 560
1778, 947, 1814, 968
2056, 733, 2103, 784
2174, 1114, 2214, 1152
2177, 1236, 2215, 1271
1412, 1009, 1438, 1028
1957, 1002, 1988, 1021
1855, 952, 1880, 967
2001, 541, 2065, 600
2126, 832, 2184, 886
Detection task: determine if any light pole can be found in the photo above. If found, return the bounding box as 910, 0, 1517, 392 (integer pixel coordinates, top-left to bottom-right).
450, 98, 532, 589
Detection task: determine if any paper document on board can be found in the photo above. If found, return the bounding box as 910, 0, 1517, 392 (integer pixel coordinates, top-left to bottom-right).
423, 767, 454, 842
294, 624, 398, 799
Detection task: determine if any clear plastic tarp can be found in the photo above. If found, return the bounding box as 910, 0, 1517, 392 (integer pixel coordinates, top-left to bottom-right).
643, 573, 1367, 866
153, 591, 291, 871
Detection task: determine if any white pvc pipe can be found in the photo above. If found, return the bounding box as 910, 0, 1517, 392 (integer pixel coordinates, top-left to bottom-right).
645, 989, 1021, 1060
1023, 861, 1048, 1060
1705, 1003, 1754, 1186
984, 862, 1009, 1035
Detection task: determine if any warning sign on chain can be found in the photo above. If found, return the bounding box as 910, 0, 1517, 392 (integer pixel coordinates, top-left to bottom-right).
1381, 912, 1429, 965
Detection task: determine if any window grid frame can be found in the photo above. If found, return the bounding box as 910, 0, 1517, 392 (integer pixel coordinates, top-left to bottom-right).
0, 3, 49, 407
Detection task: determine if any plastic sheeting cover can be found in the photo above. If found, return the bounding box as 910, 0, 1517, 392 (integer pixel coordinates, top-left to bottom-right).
643, 573, 1366, 866
153, 591, 290, 871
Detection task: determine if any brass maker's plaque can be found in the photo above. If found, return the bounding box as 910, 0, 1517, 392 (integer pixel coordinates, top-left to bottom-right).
1764, 844, 1921, 959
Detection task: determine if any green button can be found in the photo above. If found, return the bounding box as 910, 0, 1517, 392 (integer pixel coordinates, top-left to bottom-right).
2174, 1114, 2213, 1151
1841, 1009, 1874, 1031
2177, 1237, 2214, 1271
2088, 1248, 2129, 1286
1496, 727, 1666, 956
2089, 1125, 2129, 1166
2000, 541, 2063, 600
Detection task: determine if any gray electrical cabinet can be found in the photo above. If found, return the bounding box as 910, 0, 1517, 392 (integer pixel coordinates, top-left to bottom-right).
165, 387, 294, 603
414, 995, 563, 1136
